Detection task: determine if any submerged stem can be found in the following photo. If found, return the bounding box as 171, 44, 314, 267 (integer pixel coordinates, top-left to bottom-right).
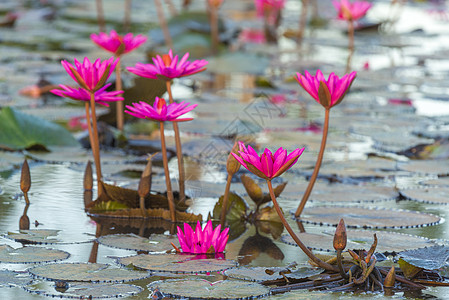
295, 108, 330, 217
166, 81, 186, 204
160, 122, 176, 222
267, 180, 338, 272
89, 92, 103, 196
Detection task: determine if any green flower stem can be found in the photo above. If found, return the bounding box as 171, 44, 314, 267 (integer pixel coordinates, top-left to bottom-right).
220, 173, 233, 226
166, 80, 186, 204
267, 180, 338, 272
346, 20, 355, 74
88, 95, 103, 196
295, 108, 330, 218
115, 58, 124, 132
159, 121, 176, 222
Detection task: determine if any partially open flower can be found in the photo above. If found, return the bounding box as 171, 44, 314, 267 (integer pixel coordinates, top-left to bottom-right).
90, 30, 147, 56
333, 0, 372, 21
125, 97, 197, 122
50, 84, 123, 106
177, 220, 229, 254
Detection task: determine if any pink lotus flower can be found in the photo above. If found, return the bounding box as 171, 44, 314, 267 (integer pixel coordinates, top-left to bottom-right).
50, 83, 124, 106
232, 141, 304, 180
90, 30, 147, 56
295, 70, 357, 109
127, 50, 208, 81
332, 0, 372, 21
61, 57, 119, 92
125, 96, 197, 122
177, 220, 229, 254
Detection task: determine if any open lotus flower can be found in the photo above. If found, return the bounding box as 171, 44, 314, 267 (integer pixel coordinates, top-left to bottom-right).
61, 57, 118, 92
232, 142, 304, 181
90, 30, 147, 56
332, 0, 372, 21
50, 83, 123, 106
295, 70, 357, 109
127, 49, 208, 81
125, 97, 197, 122
177, 220, 229, 254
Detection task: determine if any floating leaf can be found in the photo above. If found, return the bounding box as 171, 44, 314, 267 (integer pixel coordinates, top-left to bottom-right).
148, 278, 271, 299
0, 106, 79, 150
399, 139, 449, 159
118, 254, 237, 274
0, 245, 69, 264
0, 270, 33, 287
401, 187, 449, 204
97, 233, 178, 253
399, 245, 449, 270
397, 160, 449, 176
281, 230, 435, 253
420, 177, 449, 187
213, 192, 248, 223
207, 52, 271, 75
28, 263, 151, 283
3, 229, 91, 244
296, 206, 440, 229
398, 258, 422, 280
225, 266, 322, 282
25, 281, 143, 299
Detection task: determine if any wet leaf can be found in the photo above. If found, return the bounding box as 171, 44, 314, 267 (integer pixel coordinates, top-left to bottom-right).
400, 187, 449, 205
0, 245, 69, 264
118, 253, 237, 274
148, 278, 271, 299
28, 263, 151, 283
398, 258, 422, 280
297, 206, 440, 229
25, 281, 143, 299
240, 174, 264, 205
0, 270, 33, 287
4, 229, 64, 244
399, 245, 449, 270
0, 106, 79, 151
253, 206, 282, 222
97, 233, 178, 253
213, 192, 248, 222
398, 160, 449, 176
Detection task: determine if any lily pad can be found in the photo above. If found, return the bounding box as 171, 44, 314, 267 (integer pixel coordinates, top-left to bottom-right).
148, 278, 271, 299
224, 266, 323, 282
295, 206, 441, 229
399, 245, 449, 270
281, 229, 435, 254
420, 177, 449, 187
398, 160, 449, 176
0, 245, 69, 264
0, 106, 79, 151
118, 253, 237, 274
400, 187, 449, 204
316, 157, 398, 179
207, 52, 270, 75
28, 262, 151, 283
97, 233, 178, 253
25, 281, 143, 299
3, 229, 92, 244
0, 270, 33, 287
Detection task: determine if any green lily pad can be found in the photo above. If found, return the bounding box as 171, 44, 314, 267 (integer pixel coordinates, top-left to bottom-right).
0, 270, 33, 287
3, 229, 92, 244
97, 233, 178, 253
0, 245, 69, 264
118, 254, 237, 274
28, 263, 151, 283
25, 281, 143, 299
213, 192, 248, 223
399, 245, 449, 270
148, 278, 271, 299
400, 187, 449, 204
0, 106, 79, 151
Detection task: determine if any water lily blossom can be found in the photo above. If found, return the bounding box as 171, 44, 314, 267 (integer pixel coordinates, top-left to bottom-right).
61, 57, 119, 92
124, 97, 197, 122
295, 70, 357, 109
127, 50, 208, 80
177, 220, 229, 254
90, 30, 147, 56
51, 84, 124, 106
333, 0, 372, 21
232, 142, 304, 181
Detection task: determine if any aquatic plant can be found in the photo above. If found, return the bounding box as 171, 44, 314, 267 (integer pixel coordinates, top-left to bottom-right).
294, 69, 356, 218
91, 30, 147, 131
128, 50, 207, 204
177, 220, 229, 254
125, 97, 197, 222
51, 57, 123, 196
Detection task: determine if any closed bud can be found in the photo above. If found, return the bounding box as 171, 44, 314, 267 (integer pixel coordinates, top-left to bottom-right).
138, 154, 154, 198
333, 219, 347, 251
384, 266, 396, 288
226, 142, 241, 176
83, 161, 93, 191
20, 159, 31, 194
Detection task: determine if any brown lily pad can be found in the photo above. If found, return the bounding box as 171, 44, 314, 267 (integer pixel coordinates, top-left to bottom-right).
97, 233, 178, 252
296, 206, 441, 229
281, 230, 435, 254
397, 160, 449, 176
28, 263, 151, 283
400, 187, 449, 205
148, 278, 271, 299
118, 253, 237, 274
0, 245, 69, 264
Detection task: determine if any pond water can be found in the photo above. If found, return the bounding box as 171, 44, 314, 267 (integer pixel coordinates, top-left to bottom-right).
1, 0, 449, 299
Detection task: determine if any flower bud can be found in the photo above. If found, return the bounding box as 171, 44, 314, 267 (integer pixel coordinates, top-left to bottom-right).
384, 266, 396, 288
226, 142, 241, 176
20, 159, 31, 194
333, 219, 347, 251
